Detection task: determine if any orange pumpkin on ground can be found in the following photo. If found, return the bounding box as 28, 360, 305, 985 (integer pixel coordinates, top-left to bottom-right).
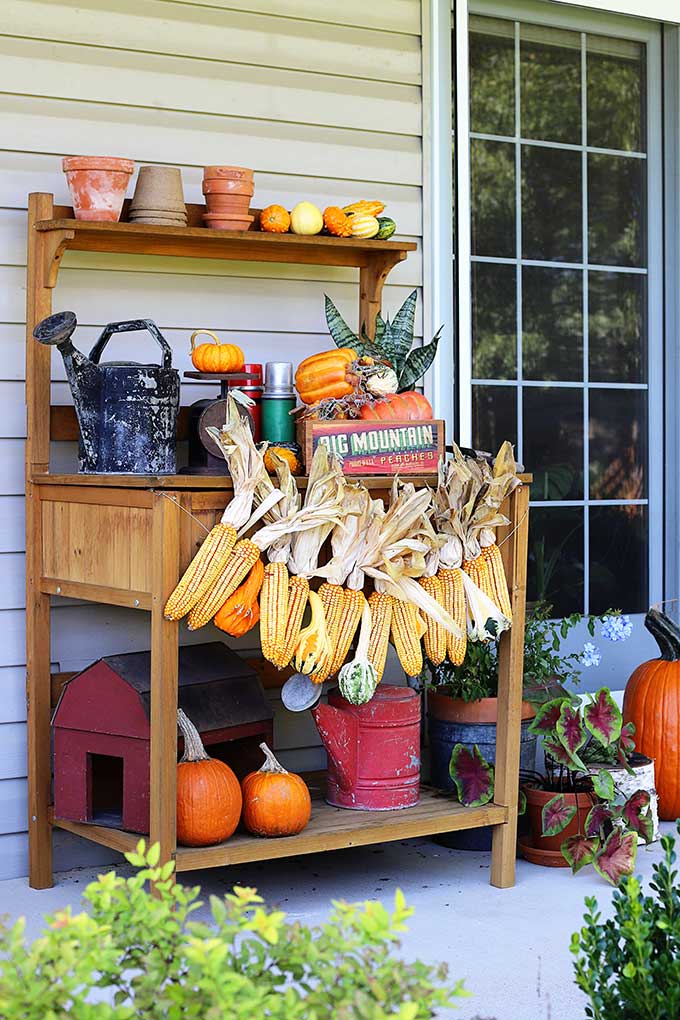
176, 709, 242, 846
190, 329, 245, 374
260, 205, 290, 233
214, 557, 264, 637
294, 347, 358, 405
241, 743, 312, 837
623, 607, 680, 820
359, 391, 433, 421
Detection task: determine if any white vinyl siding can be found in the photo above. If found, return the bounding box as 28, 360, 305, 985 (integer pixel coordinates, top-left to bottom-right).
0, 0, 425, 879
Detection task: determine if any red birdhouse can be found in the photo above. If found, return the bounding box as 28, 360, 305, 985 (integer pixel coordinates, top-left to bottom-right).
52, 642, 273, 834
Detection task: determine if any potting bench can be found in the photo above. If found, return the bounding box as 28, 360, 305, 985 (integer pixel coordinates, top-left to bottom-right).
24, 192, 530, 890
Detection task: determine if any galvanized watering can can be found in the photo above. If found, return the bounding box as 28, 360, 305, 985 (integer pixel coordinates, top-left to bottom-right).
34, 311, 180, 474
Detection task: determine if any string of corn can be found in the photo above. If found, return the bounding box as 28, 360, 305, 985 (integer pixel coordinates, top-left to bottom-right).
260, 562, 290, 665
187, 540, 260, 630
367, 592, 393, 682
482, 543, 513, 620
311, 582, 346, 683
438, 567, 467, 666
463, 555, 496, 605
164, 523, 236, 620
391, 598, 424, 677
277, 575, 310, 669
329, 589, 365, 675
418, 576, 446, 666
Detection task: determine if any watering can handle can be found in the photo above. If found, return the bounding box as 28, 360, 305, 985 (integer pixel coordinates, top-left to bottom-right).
89, 320, 173, 369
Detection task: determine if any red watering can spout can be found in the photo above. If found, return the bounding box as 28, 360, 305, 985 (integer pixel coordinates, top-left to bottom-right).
312, 702, 357, 793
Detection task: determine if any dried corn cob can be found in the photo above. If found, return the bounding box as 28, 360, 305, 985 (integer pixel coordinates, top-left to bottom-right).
463, 555, 495, 604
187, 540, 260, 630
482, 543, 512, 620
164, 523, 236, 620
260, 562, 289, 664
318, 583, 345, 649
329, 588, 365, 675
367, 592, 393, 683
438, 567, 467, 666
391, 599, 425, 677
277, 575, 310, 669
418, 576, 446, 666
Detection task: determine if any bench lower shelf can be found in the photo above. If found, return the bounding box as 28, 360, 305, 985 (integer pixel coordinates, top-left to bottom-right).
51, 783, 508, 873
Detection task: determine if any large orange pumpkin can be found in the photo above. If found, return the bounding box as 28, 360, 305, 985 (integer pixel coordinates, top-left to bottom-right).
294, 347, 357, 405
176, 709, 242, 846
623, 607, 680, 820
190, 329, 245, 374
241, 742, 312, 837
359, 391, 432, 421
213, 558, 263, 637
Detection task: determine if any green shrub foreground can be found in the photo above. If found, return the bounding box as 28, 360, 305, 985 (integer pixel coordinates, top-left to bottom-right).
0, 842, 464, 1019
572, 820, 680, 1020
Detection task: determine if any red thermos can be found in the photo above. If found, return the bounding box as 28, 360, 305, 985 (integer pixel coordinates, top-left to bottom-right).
229, 363, 263, 441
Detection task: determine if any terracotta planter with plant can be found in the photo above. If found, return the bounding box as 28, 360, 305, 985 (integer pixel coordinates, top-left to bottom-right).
62, 156, 134, 221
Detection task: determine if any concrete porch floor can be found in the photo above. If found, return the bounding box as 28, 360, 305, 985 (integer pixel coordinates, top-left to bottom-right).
0, 828, 672, 1020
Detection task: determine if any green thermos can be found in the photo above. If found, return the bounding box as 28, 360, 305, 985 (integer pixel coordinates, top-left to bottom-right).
261, 362, 296, 443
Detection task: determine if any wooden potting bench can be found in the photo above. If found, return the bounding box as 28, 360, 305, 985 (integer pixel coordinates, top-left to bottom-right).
25, 192, 530, 890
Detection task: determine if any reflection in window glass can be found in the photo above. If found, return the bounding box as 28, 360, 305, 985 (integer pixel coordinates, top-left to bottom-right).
472, 385, 517, 455
472, 263, 516, 379
520, 24, 581, 144
522, 146, 582, 262
522, 267, 582, 381
471, 139, 516, 257
527, 507, 584, 616
587, 37, 645, 153
589, 389, 647, 500
588, 154, 646, 267
589, 506, 648, 614
523, 387, 583, 501
589, 273, 646, 383
470, 19, 515, 137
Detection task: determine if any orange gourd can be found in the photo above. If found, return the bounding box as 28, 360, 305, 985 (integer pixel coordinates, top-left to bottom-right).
623, 608, 680, 820
176, 709, 242, 846
323, 206, 352, 237
190, 329, 245, 374
260, 205, 290, 233
241, 742, 312, 837
294, 347, 358, 405
359, 391, 433, 421
213, 557, 264, 636
263, 446, 302, 474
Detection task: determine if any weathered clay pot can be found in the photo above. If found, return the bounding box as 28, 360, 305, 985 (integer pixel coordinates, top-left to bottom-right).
204, 196, 252, 216
203, 165, 253, 181
130, 166, 186, 216
62, 156, 134, 221
203, 178, 254, 197
202, 212, 254, 231
521, 786, 593, 866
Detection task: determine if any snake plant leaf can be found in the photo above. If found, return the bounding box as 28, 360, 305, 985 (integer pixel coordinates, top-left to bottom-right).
361, 313, 387, 349
386, 289, 418, 373
561, 833, 600, 873
324, 294, 360, 351
542, 793, 577, 837
622, 790, 654, 844
584, 802, 615, 838
593, 828, 638, 886
398, 329, 442, 392
584, 688, 623, 747
591, 769, 615, 802
448, 743, 494, 807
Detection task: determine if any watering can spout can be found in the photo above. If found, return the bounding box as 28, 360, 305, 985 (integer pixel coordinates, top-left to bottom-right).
312, 702, 357, 793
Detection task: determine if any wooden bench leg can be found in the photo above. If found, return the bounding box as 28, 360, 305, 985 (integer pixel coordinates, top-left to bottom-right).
149, 493, 180, 872
490, 484, 530, 889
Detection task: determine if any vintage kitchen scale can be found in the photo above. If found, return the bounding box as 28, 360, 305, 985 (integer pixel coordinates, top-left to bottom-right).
181, 368, 260, 474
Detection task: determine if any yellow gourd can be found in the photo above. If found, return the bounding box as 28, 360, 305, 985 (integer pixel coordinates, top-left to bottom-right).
290, 202, 323, 236
349, 213, 380, 239
344, 200, 385, 216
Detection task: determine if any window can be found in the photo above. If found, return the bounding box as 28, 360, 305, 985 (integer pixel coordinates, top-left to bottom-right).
456, 5, 662, 616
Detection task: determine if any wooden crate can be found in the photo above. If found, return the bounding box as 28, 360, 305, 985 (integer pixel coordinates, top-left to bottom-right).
298, 418, 445, 474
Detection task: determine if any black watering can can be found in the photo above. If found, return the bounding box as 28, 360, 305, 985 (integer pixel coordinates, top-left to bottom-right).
34, 311, 180, 474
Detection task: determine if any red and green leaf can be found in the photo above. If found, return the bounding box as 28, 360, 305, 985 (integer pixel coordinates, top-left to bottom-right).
448, 743, 494, 808
528, 698, 569, 737
584, 802, 615, 838
622, 790, 653, 844
591, 769, 615, 801
542, 794, 577, 837
543, 738, 585, 771
557, 702, 587, 758
562, 834, 600, 873
593, 829, 638, 886
583, 688, 622, 747
620, 721, 636, 754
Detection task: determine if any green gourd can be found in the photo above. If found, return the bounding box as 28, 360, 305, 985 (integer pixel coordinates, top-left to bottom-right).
375, 216, 396, 240
338, 603, 378, 705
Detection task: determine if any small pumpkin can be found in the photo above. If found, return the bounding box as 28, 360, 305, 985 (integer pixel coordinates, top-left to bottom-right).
323, 206, 353, 237
260, 205, 290, 233
623, 608, 680, 820
290, 201, 323, 235
375, 216, 397, 240
190, 329, 245, 374
214, 557, 264, 637
359, 391, 433, 421
264, 445, 302, 474
241, 742, 312, 837
343, 200, 385, 217
349, 213, 380, 239
294, 347, 358, 405
176, 709, 242, 847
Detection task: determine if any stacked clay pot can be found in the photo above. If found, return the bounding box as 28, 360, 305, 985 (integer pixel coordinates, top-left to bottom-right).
203, 166, 254, 230
128, 166, 187, 226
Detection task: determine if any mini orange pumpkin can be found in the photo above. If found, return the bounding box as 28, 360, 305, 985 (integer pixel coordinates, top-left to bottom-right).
260, 205, 290, 233
176, 709, 242, 846
214, 557, 264, 636
294, 347, 358, 405
241, 742, 312, 837
190, 329, 245, 374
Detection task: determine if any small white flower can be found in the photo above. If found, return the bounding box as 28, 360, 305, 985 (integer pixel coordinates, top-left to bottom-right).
581, 642, 601, 668
601, 614, 633, 643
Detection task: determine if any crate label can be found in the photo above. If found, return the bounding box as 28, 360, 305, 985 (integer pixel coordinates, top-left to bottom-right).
304, 419, 444, 474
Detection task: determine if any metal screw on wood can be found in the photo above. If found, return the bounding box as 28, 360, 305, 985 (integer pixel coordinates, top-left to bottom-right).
56, 586, 61, 594
134, 599, 140, 607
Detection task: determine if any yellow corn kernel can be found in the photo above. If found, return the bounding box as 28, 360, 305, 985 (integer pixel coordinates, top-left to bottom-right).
164, 523, 236, 620
391, 599, 424, 678
276, 575, 310, 669
463, 555, 496, 605
418, 576, 446, 666
187, 541, 260, 630
260, 562, 289, 665
438, 567, 467, 666
367, 592, 393, 683
329, 589, 365, 676
318, 583, 345, 649
482, 543, 512, 620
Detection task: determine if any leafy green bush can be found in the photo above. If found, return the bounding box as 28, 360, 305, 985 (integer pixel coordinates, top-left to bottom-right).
571, 821, 680, 1019
0, 842, 464, 1019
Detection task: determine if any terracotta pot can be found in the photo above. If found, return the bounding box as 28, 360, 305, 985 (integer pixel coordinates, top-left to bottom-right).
202, 178, 254, 197
205, 196, 252, 216
62, 156, 134, 221
427, 690, 536, 724
202, 212, 254, 231
130, 165, 186, 216
522, 785, 593, 859
203, 165, 253, 181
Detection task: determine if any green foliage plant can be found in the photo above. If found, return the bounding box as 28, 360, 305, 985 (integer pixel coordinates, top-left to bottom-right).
0, 841, 465, 1020
571, 821, 680, 1019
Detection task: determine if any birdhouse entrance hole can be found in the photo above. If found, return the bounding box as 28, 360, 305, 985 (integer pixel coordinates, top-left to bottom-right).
89, 753, 124, 826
